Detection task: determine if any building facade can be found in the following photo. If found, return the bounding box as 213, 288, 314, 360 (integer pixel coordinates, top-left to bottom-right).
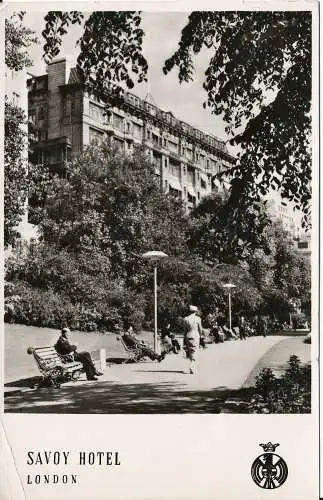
266, 193, 303, 240
28, 58, 235, 208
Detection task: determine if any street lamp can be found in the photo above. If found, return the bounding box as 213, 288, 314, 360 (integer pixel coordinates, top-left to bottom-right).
142, 251, 168, 352
223, 283, 236, 331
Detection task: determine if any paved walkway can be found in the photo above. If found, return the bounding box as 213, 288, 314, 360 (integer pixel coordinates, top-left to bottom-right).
4, 335, 303, 413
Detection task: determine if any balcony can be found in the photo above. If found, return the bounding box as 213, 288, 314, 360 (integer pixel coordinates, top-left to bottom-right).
105, 123, 115, 135
124, 132, 134, 143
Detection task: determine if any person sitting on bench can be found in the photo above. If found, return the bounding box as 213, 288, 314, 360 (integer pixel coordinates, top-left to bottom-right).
55, 327, 103, 381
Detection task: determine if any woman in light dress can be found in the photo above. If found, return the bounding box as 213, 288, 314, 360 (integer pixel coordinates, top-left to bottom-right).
183, 305, 203, 374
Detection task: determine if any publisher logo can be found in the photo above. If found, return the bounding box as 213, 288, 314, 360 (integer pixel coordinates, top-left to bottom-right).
251, 443, 288, 489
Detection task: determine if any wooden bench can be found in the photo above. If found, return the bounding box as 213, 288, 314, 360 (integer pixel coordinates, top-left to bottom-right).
27, 346, 83, 388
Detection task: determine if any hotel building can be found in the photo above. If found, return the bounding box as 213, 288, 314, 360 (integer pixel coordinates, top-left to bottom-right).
28, 58, 235, 208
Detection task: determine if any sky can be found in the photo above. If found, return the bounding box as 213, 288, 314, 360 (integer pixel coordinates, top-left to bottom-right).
24, 11, 229, 142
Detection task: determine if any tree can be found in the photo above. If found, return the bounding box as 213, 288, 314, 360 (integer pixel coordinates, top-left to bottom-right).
5, 13, 37, 247
29, 141, 189, 280
164, 12, 311, 227
41, 11, 311, 229
188, 191, 270, 264
5, 12, 38, 71
247, 220, 311, 319
4, 101, 28, 247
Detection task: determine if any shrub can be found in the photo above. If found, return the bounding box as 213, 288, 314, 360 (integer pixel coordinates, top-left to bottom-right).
248, 355, 311, 413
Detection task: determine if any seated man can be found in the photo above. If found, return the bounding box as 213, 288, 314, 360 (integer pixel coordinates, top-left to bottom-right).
55, 327, 103, 381
122, 333, 165, 362
161, 324, 181, 354
212, 322, 225, 343
222, 324, 238, 340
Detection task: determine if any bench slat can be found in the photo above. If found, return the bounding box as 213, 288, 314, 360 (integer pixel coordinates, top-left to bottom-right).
34, 350, 57, 354
34, 347, 56, 352
35, 351, 58, 357
35, 352, 59, 359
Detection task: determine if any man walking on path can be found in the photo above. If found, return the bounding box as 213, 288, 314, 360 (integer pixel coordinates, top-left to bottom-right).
239, 315, 247, 341
183, 305, 203, 374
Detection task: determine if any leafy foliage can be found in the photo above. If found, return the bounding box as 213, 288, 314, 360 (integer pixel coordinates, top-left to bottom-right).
5, 12, 38, 70
164, 11, 311, 226
5, 12, 38, 248
29, 142, 188, 277
7, 140, 310, 332
188, 192, 270, 263
188, 194, 311, 320
247, 221, 311, 319
249, 355, 311, 413
42, 11, 147, 106
4, 101, 28, 247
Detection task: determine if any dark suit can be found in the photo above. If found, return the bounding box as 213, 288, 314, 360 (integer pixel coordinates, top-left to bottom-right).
55, 335, 96, 380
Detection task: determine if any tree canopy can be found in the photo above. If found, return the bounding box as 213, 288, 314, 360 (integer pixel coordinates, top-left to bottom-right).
41, 10, 312, 228
6, 12, 38, 70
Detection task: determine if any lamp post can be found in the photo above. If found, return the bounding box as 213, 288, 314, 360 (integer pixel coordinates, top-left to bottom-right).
223, 283, 236, 331
142, 251, 168, 352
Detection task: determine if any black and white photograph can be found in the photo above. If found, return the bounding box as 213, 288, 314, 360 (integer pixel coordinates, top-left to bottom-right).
3, 8, 314, 417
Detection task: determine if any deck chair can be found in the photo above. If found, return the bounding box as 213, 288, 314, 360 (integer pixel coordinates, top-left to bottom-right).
117, 334, 149, 363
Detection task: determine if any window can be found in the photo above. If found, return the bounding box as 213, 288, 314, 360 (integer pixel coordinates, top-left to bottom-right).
187, 167, 194, 185
163, 138, 167, 147
89, 103, 104, 122
165, 180, 168, 189
113, 113, 124, 131
201, 178, 207, 189
186, 148, 193, 160
114, 138, 124, 152
169, 159, 180, 178
36, 79, 45, 90
89, 127, 104, 144
38, 106, 46, 120
164, 158, 168, 167
168, 139, 178, 153
152, 133, 159, 146
209, 158, 216, 172
29, 110, 36, 124
132, 123, 142, 139
153, 153, 162, 168
38, 130, 48, 141
63, 98, 72, 117
146, 130, 151, 140
12, 92, 20, 107
188, 193, 195, 204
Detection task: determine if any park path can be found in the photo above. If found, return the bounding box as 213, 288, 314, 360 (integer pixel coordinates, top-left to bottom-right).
4, 327, 302, 413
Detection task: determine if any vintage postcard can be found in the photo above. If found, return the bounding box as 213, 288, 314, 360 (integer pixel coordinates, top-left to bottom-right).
1, 1, 319, 499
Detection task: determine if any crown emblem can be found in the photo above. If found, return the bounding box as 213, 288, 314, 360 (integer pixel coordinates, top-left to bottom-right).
259, 442, 280, 452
